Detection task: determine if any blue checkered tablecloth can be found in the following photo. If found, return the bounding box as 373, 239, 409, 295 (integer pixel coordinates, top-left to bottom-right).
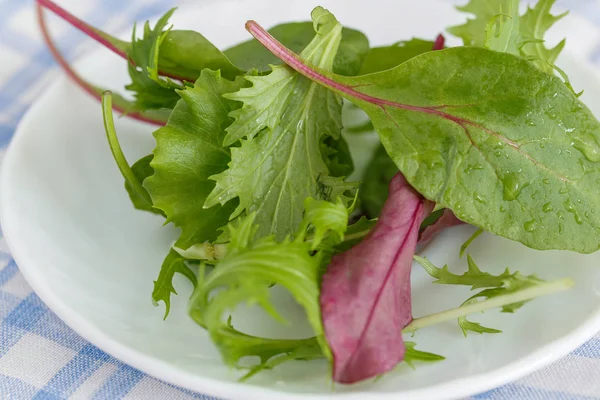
3, 0, 600, 399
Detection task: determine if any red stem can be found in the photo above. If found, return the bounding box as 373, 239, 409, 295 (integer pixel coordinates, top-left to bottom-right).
37, 0, 189, 82
433, 34, 445, 51
36, 2, 166, 125
37, 0, 128, 58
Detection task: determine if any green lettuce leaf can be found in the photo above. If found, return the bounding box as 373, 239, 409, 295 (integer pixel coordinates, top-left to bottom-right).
144, 70, 246, 248
188, 199, 349, 375
205, 7, 351, 240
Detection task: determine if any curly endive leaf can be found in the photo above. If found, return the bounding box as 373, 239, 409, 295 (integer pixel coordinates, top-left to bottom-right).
205, 7, 350, 240
188, 199, 349, 375
448, 0, 567, 75
144, 70, 245, 248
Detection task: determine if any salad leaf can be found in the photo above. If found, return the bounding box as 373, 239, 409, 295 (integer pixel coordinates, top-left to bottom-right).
158, 30, 243, 81
320, 173, 433, 383
448, 0, 567, 75
224, 22, 369, 76
205, 7, 350, 241
459, 228, 484, 257
144, 70, 246, 248
360, 144, 399, 217
520, 0, 568, 74
247, 23, 600, 253
359, 38, 435, 75
125, 9, 186, 112
152, 249, 196, 319
415, 255, 549, 335
403, 342, 445, 368
188, 199, 349, 373
125, 155, 164, 215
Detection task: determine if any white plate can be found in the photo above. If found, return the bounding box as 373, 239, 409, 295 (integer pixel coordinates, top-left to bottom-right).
3, 0, 600, 399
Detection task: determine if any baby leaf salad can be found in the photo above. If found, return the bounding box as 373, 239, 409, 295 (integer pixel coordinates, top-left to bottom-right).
40, 0, 594, 383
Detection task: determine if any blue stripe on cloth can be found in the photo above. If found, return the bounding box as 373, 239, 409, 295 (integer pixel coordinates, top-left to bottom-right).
0, 291, 21, 320
0, 259, 18, 286
92, 363, 144, 399
32, 312, 87, 352
473, 385, 596, 400
572, 339, 600, 358
3, 293, 47, 330
33, 344, 109, 399
0, 374, 38, 399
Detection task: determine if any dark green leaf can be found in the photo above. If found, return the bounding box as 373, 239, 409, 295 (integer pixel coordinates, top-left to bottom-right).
224, 22, 369, 76
125, 9, 183, 111
158, 30, 243, 81
359, 39, 435, 75
359, 144, 399, 218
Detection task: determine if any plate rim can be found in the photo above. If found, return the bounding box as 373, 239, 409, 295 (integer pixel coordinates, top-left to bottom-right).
4, 5, 600, 400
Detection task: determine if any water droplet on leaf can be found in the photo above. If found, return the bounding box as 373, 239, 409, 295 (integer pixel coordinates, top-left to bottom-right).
543, 203, 553, 213
524, 220, 537, 232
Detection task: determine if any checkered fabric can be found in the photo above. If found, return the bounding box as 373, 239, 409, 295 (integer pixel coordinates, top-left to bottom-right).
2, 0, 600, 399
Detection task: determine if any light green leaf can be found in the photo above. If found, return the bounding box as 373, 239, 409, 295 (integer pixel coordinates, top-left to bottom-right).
417, 255, 546, 335
520, 0, 568, 74
403, 342, 445, 368
457, 301, 503, 336
459, 228, 484, 257
188, 200, 350, 373
415, 255, 514, 290
205, 7, 349, 241
125, 155, 163, 215
448, 0, 567, 75
144, 70, 246, 248
152, 249, 196, 319
448, 0, 514, 47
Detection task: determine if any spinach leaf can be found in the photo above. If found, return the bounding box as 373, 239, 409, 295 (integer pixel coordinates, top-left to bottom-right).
205, 7, 351, 241
224, 22, 369, 76
249, 21, 600, 253
144, 70, 246, 248
359, 38, 435, 75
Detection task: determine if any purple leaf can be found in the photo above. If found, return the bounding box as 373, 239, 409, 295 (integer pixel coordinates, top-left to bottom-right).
320, 173, 433, 383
